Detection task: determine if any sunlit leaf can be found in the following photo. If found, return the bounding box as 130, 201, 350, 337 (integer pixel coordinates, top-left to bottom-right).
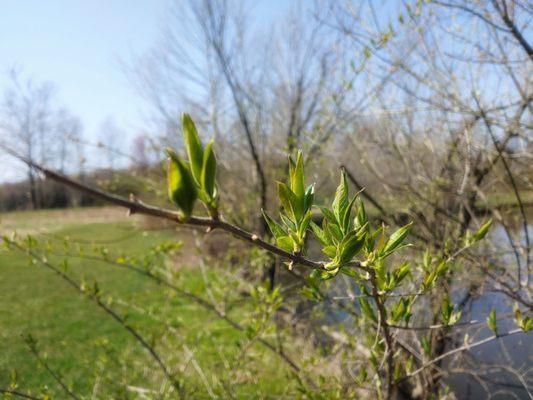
473, 219, 492, 242
262, 210, 286, 239
182, 113, 204, 184
322, 245, 337, 259
278, 182, 302, 222
310, 221, 329, 246
167, 149, 197, 219
276, 236, 294, 253
381, 222, 413, 258
289, 150, 305, 199
332, 170, 349, 224
487, 309, 497, 335
201, 140, 217, 199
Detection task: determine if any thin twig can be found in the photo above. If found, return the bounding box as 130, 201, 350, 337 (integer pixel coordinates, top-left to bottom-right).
7, 240, 180, 390
21, 246, 304, 374
1, 147, 368, 275
24, 337, 81, 400
0, 389, 42, 400
398, 329, 525, 383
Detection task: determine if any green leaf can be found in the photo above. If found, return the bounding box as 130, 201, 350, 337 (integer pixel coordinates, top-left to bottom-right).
303, 184, 315, 213
311, 268, 338, 281
297, 211, 312, 238
262, 210, 286, 239
393, 262, 411, 285
521, 316, 532, 332
289, 150, 305, 199
487, 309, 497, 335
354, 200, 368, 230
422, 250, 432, 270
390, 298, 412, 324
318, 206, 337, 225
324, 220, 343, 244
278, 182, 302, 222
357, 366, 368, 383
441, 295, 461, 326
182, 113, 204, 184
473, 219, 492, 242
359, 297, 377, 322
289, 231, 302, 250
310, 221, 329, 246
449, 310, 462, 326
381, 222, 413, 258
276, 236, 294, 253
340, 266, 358, 278
332, 170, 349, 224
421, 336, 431, 357
280, 214, 296, 231
341, 195, 358, 234
167, 149, 198, 219
201, 140, 217, 198
322, 245, 337, 259
338, 229, 365, 264
513, 303, 531, 332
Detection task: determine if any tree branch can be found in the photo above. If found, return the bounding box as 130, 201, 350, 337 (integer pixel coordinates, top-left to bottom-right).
0, 389, 42, 400
399, 329, 524, 383
2, 148, 368, 274
7, 241, 181, 390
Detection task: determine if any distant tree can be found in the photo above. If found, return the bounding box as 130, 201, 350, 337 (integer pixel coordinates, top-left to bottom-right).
98, 117, 125, 172
132, 0, 358, 287
0, 70, 56, 209
55, 108, 83, 173
131, 133, 152, 171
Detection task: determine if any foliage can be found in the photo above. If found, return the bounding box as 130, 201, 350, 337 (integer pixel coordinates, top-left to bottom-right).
0, 220, 296, 398
1, 115, 529, 400
167, 114, 219, 219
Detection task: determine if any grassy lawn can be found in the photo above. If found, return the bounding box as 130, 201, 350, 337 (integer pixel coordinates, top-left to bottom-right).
0, 209, 295, 399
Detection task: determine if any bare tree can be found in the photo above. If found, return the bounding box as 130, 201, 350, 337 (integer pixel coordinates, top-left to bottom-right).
55, 108, 83, 174
130, 0, 370, 287
321, 0, 532, 397
130, 133, 154, 171
0, 70, 57, 209
98, 117, 125, 172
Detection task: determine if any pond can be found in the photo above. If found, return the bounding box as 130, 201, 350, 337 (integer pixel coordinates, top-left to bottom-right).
447, 220, 532, 399
310, 216, 532, 399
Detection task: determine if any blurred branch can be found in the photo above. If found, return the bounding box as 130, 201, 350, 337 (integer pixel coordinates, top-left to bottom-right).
24, 336, 80, 400
6, 240, 181, 390
399, 329, 525, 383
474, 96, 531, 286
50, 249, 303, 374
0, 389, 42, 400
491, 0, 533, 60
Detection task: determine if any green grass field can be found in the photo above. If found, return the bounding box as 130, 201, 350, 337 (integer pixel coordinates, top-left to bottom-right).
0, 208, 295, 399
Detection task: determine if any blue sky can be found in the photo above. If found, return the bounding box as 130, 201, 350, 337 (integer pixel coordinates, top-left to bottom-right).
0, 0, 287, 181
1, 1, 165, 138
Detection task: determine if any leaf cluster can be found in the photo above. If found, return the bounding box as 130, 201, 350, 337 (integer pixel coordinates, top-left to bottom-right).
167, 114, 219, 219
263, 151, 314, 255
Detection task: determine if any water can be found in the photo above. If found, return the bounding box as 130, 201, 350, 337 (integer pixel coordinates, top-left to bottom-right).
447, 221, 532, 399
446, 291, 531, 399
308, 218, 532, 398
